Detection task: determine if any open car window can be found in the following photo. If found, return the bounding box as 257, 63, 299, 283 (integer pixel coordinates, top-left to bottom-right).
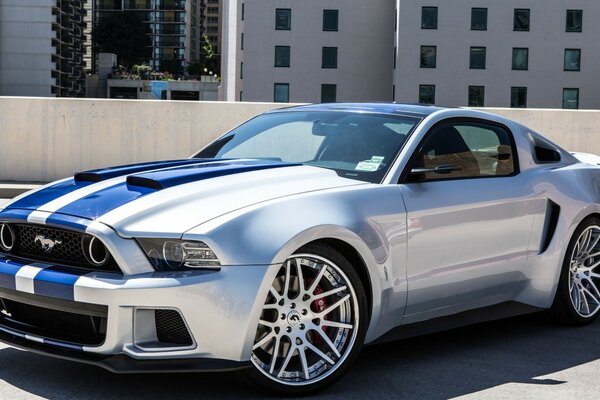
195, 111, 421, 183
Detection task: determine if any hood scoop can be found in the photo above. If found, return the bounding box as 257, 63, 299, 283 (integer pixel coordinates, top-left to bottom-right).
126, 160, 301, 190
74, 159, 218, 183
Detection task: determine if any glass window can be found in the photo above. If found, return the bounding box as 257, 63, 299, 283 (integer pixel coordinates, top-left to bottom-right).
471, 8, 487, 30
563, 88, 579, 109
274, 83, 289, 103
323, 10, 339, 31
514, 9, 530, 31
468, 86, 485, 107
470, 47, 486, 69
420, 46, 437, 68
274, 46, 290, 67
409, 121, 516, 181
240, 62, 243, 79
240, 33, 244, 50
421, 7, 438, 29
275, 8, 291, 30
564, 49, 581, 71
241, 3, 244, 20
194, 111, 421, 184
321, 84, 337, 103
322, 47, 338, 68
566, 10, 582, 32
512, 48, 528, 70
419, 84, 435, 104
511, 87, 527, 108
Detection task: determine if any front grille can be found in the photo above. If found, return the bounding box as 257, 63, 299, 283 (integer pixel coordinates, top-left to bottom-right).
0, 287, 107, 346
8, 224, 120, 272
155, 309, 193, 346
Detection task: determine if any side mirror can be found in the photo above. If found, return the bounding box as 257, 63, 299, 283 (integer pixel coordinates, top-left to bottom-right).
410, 164, 462, 175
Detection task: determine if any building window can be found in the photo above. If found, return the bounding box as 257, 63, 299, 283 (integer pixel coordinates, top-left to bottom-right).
394, 46, 397, 69
563, 88, 579, 109
274, 83, 289, 102
322, 47, 338, 68
514, 9, 530, 31
241, 33, 244, 50
564, 49, 581, 71
240, 62, 243, 79
468, 86, 485, 107
421, 7, 438, 29
393, 85, 396, 102
512, 48, 529, 70
420, 46, 437, 68
471, 8, 487, 30
511, 87, 527, 108
419, 84, 435, 104
323, 10, 339, 31
239, 91, 243, 101
276, 9, 291, 30
566, 10, 582, 32
275, 46, 290, 67
321, 84, 337, 103
241, 3, 244, 20
470, 47, 486, 69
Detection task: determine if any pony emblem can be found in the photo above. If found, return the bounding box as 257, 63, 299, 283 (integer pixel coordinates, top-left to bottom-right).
34, 235, 62, 253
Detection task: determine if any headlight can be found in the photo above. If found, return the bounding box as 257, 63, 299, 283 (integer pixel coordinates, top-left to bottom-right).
137, 238, 220, 271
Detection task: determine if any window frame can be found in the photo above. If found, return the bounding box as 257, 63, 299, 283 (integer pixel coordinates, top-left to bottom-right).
274, 45, 291, 68
399, 117, 520, 184
471, 8, 488, 31
320, 84, 337, 103
419, 84, 436, 104
421, 6, 438, 29
420, 45, 437, 68
513, 8, 530, 31
562, 88, 579, 109
564, 48, 581, 71
566, 9, 582, 33
323, 9, 339, 32
275, 8, 291, 30
273, 83, 290, 103
468, 86, 485, 107
321, 46, 338, 69
512, 47, 529, 70
511, 86, 527, 108
469, 47, 486, 69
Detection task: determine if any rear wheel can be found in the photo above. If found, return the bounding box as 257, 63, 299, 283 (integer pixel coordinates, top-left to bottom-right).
551, 217, 600, 324
244, 243, 368, 396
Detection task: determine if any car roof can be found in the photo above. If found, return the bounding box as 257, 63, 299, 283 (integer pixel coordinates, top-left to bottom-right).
266, 103, 446, 118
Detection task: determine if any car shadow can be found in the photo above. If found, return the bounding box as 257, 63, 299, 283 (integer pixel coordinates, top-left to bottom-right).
0, 313, 597, 399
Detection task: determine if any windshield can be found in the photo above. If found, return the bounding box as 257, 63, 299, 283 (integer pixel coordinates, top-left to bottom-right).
194, 111, 421, 183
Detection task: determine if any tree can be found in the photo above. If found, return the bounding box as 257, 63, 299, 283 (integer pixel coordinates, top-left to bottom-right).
200, 34, 217, 73
94, 12, 151, 68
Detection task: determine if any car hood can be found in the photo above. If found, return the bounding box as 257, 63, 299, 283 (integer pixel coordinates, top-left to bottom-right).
1, 159, 365, 236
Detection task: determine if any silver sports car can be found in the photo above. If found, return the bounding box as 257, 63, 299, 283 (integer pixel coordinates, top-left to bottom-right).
0, 103, 599, 395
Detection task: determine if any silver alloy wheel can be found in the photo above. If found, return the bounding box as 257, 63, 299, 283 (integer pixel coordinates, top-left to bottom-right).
251, 254, 360, 386
569, 225, 600, 317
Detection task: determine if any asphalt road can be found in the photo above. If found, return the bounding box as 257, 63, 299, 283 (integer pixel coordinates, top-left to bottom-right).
0, 313, 598, 399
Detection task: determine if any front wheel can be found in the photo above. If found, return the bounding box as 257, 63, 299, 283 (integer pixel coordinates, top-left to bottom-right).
551, 217, 600, 324
243, 243, 368, 396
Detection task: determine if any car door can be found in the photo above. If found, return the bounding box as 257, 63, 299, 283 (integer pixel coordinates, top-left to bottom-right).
400, 119, 541, 324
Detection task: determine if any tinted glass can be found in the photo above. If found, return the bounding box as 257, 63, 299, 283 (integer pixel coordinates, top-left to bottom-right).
420, 46, 437, 68
511, 87, 527, 108
323, 10, 339, 31
421, 7, 437, 29
195, 112, 421, 183
512, 48, 528, 70
514, 9, 530, 31
471, 8, 487, 30
275, 46, 290, 67
322, 47, 338, 68
321, 84, 337, 103
276, 9, 291, 30
566, 10, 582, 32
410, 122, 516, 181
470, 47, 486, 69
563, 88, 579, 109
564, 49, 581, 71
468, 86, 485, 107
419, 85, 435, 104
274, 83, 289, 102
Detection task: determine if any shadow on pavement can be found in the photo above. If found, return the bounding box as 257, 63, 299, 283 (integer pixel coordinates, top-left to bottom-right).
0, 313, 597, 399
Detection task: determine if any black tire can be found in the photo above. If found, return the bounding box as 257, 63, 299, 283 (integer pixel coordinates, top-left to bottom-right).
241, 243, 369, 396
550, 216, 600, 325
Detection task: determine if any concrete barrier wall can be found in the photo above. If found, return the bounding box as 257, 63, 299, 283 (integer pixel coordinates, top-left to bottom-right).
0, 96, 598, 182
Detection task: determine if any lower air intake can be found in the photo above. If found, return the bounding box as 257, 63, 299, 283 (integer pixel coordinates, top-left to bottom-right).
155, 309, 193, 346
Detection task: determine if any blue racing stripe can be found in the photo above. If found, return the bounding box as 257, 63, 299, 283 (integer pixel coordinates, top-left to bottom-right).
33, 266, 91, 301
45, 214, 91, 233
55, 182, 156, 220
5, 179, 91, 211
0, 208, 33, 223
42, 338, 83, 351
74, 159, 220, 182
0, 258, 24, 290
0, 325, 27, 339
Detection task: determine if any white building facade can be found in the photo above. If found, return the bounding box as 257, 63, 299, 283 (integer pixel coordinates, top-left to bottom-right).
222, 0, 600, 109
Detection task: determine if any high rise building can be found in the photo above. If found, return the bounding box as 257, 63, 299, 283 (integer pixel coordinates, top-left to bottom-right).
93, 0, 205, 72
0, 0, 87, 97
222, 0, 600, 109
204, 0, 221, 73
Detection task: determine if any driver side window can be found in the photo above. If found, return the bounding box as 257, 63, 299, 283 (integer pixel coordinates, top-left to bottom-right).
408, 120, 517, 182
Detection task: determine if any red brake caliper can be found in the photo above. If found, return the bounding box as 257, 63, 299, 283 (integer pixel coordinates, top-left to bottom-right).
311, 285, 328, 344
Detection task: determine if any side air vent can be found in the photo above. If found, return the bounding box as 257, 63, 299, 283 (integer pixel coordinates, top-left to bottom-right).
155, 309, 193, 346
540, 200, 560, 254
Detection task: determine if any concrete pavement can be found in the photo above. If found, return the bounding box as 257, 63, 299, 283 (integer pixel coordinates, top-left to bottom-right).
0, 313, 597, 399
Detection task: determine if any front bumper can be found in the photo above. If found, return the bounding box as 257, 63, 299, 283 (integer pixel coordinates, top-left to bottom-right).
0, 255, 277, 371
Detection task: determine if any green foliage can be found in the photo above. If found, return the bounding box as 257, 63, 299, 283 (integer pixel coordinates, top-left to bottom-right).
94, 12, 151, 68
